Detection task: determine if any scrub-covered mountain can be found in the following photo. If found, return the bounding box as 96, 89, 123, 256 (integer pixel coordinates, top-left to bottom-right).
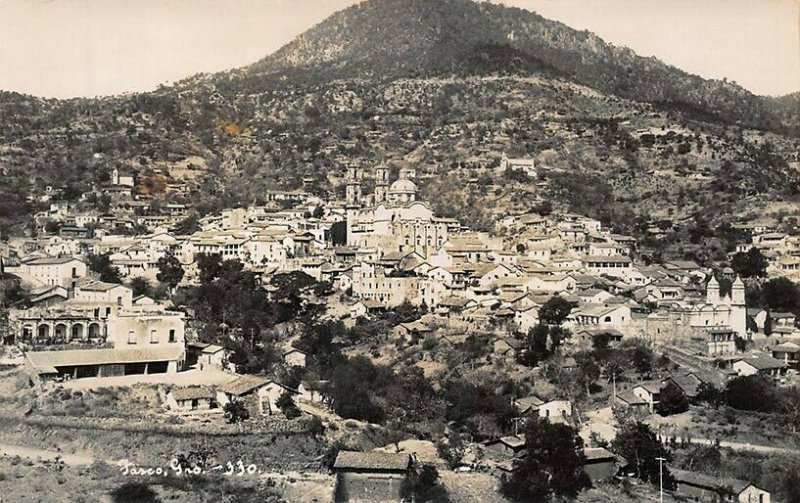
237, 0, 797, 134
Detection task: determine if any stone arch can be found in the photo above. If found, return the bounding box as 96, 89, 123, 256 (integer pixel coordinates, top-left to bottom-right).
71, 323, 84, 341
88, 323, 101, 340
22, 325, 33, 342
37, 324, 50, 340
54, 323, 68, 342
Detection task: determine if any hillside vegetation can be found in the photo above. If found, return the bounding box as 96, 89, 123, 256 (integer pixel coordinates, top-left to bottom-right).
0, 0, 798, 243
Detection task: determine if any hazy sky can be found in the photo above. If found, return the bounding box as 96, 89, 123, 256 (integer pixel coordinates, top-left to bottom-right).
0, 0, 797, 98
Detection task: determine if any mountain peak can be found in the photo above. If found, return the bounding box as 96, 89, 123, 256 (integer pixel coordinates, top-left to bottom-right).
238, 0, 793, 133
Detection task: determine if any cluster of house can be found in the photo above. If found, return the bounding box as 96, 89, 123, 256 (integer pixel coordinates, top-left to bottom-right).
31, 167, 192, 238
330, 445, 770, 503
164, 372, 328, 417
734, 221, 800, 280
4, 160, 799, 388
0, 257, 188, 385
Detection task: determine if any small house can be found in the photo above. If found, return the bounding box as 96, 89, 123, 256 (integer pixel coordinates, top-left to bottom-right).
283, 348, 308, 368
485, 435, 526, 457
582, 447, 619, 483
393, 321, 434, 345
217, 375, 298, 416
200, 344, 228, 369
661, 373, 705, 401
166, 386, 217, 412
671, 468, 770, 503
732, 356, 788, 381
333, 451, 412, 503
614, 391, 649, 412
632, 381, 662, 412
771, 342, 800, 369
493, 337, 525, 358
514, 395, 572, 420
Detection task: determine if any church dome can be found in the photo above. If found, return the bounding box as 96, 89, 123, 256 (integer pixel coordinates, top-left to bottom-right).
389, 179, 417, 194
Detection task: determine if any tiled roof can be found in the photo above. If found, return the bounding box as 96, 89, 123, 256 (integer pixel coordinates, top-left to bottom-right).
26, 346, 184, 374
670, 469, 752, 495
218, 375, 272, 396
24, 257, 83, 266
79, 281, 125, 292
583, 447, 616, 462
333, 451, 411, 471
737, 356, 787, 370
170, 386, 214, 402
634, 380, 662, 394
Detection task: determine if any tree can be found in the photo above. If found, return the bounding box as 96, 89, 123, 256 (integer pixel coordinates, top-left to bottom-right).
657, 381, 689, 416
730, 248, 768, 278
760, 278, 800, 314
445, 380, 515, 438
502, 418, 591, 501
328, 356, 387, 423
223, 400, 250, 423
197, 253, 223, 284
156, 252, 185, 294
612, 422, 674, 488
129, 277, 150, 298
173, 214, 200, 235
695, 382, 722, 405
517, 325, 550, 366
682, 445, 721, 473
630, 343, 654, 375
592, 331, 613, 350
724, 375, 778, 412
538, 296, 573, 325
400, 464, 449, 503
276, 390, 301, 419
576, 356, 601, 396
226, 338, 281, 375
436, 431, 466, 470
87, 253, 122, 283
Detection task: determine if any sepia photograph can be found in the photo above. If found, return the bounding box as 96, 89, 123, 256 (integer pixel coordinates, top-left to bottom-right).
0, 0, 798, 501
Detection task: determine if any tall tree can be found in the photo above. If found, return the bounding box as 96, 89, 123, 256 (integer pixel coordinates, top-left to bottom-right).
730, 248, 768, 278
657, 381, 689, 416
538, 296, 573, 325
129, 277, 150, 298
156, 252, 185, 294
87, 253, 122, 283
760, 277, 800, 314
612, 422, 674, 488
502, 418, 591, 501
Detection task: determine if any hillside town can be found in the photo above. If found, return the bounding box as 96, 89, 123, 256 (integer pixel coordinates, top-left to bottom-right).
1, 154, 798, 502
1, 0, 800, 501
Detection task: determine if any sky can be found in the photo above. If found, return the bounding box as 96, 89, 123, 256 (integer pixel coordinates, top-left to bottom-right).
0, 0, 797, 98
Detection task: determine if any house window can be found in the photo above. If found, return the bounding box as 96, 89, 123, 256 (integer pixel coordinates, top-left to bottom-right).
117, 296, 123, 306
127, 331, 136, 344
71, 267, 77, 277
106, 307, 111, 316
169, 329, 176, 343
150, 330, 158, 344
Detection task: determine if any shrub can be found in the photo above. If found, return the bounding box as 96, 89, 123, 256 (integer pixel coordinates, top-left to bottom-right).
223, 400, 250, 423
110, 482, 159, 503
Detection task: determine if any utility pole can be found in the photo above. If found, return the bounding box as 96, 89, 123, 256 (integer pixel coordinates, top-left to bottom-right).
656, 456, 667, 503
612, 372, 617, 403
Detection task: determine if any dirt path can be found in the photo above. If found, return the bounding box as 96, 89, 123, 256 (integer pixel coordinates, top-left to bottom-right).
580, 406, 617, 444
0, 442, 96, 466
658, 435, 800, 455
